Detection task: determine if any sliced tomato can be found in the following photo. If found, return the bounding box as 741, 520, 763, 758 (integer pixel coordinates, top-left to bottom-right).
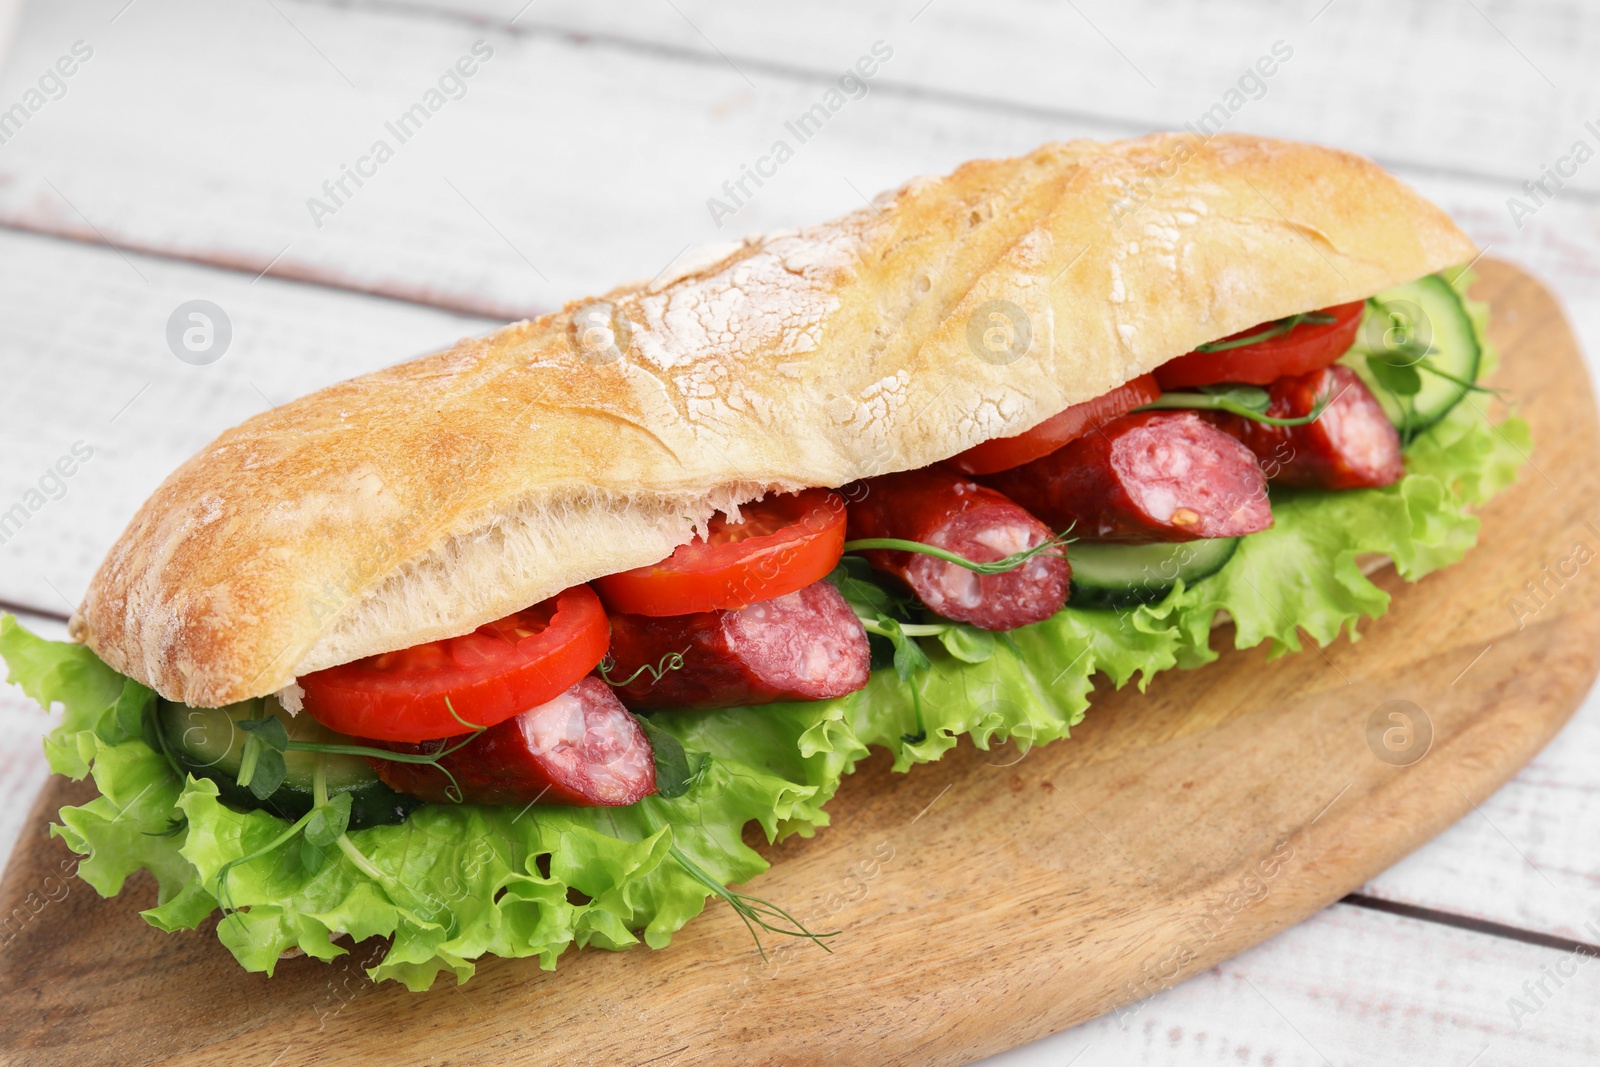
299, 584, 610, 743
945, 374, 1161, 476
593, 489, 847, 616
1154, 301, 1365, 389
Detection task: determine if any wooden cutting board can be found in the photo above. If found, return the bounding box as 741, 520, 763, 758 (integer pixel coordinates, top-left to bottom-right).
1, 259, 1594, 1066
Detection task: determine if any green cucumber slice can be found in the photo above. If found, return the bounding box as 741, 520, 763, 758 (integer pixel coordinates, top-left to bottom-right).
1342, 273, 1480, 435
159, 696, 422, 829
1068, 537, 1239, 610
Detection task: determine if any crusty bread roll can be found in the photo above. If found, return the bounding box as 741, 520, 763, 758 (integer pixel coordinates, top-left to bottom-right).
71, 133, 1475, 707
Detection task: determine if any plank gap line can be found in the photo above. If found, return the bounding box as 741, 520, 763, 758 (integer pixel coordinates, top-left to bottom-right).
290, 0, 1600, 202
290, 2, 1186, 134
1339, 893, 1600, 957
0, 600, 72, 625
0, 218, 520, 324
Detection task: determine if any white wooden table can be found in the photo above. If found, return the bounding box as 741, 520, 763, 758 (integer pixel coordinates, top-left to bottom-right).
2, 2, 1598, 1063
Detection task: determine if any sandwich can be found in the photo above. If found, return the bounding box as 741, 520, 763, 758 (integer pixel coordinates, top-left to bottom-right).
0, 133, 1529, 990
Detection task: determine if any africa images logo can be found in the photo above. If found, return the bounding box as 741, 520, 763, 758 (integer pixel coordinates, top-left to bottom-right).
166, 299, 233, 365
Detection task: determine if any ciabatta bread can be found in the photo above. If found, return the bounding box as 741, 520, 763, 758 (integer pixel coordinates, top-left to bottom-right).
71, 133, 1475, 706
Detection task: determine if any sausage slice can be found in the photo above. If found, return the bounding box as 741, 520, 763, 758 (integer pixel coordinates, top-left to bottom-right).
369, 676, 656, 806
1203, 365, 1404, 490
847, 467, 1069, 630
980, 411, 1273, 543
607, 579, 870, 711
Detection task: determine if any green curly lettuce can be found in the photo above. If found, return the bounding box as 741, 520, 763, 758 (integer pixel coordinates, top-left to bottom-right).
0, 607, 1163, 991
0, 270, 1529, 990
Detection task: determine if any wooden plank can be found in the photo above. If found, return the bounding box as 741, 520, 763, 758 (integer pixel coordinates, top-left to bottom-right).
2, 1, 1598, 325
405, 0, 1600, 188
0, 258, 1594, 1064
1356, 701, 1600, 947
0, 228, 497, 615
992, 903, 1600, 1066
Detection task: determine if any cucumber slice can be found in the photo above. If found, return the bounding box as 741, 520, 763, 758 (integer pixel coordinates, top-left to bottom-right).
159, 696, 422, 829
1068, 537, 1239, 610
1342, 273, 1480, 435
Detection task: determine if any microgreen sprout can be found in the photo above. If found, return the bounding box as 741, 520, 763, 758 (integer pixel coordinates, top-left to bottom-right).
858, 618, 950, 639
841, 527, 1073, 576
215, 808, 318, 934
145, 697, 189, 785
828, 555, 1007, 682
215, 760, 439, 940
902, 685, 927, 747
231, 697, 488, 805
1137, 382, 1341, 427
1191, 310, 1337, 353
443, 696, 486, 732
1416, 359, 1503, 398
598, 647, 690, 688
1358, 294, 1498, 446
284, 734, 483, 803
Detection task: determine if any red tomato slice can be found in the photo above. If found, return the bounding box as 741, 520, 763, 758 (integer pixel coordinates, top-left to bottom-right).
1154, 301, 1365, 389
593, 489, 847, 616
299, 585, 610, 743
945, 374, 1162, 476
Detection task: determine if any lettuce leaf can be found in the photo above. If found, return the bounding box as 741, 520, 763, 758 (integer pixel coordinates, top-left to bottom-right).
0, 614, 126, 779
0, 602, 1166, 990
0, 272, 1529, 990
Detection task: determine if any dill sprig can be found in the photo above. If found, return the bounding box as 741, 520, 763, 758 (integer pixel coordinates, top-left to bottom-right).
669, 844, 836, 962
